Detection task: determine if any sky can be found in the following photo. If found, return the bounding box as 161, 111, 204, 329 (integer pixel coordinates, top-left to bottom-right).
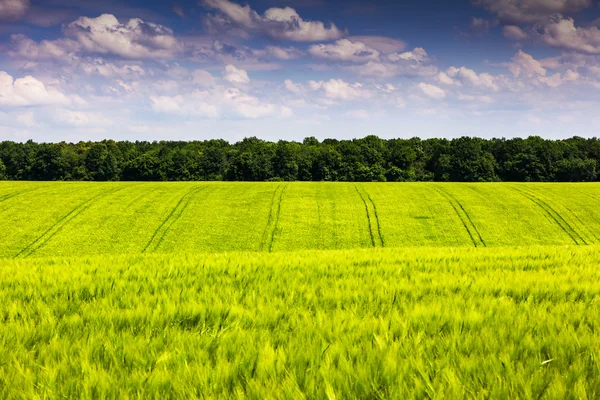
1, 0, 600, 142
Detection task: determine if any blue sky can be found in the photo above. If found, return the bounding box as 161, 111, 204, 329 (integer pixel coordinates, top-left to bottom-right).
1, 0, 600, 142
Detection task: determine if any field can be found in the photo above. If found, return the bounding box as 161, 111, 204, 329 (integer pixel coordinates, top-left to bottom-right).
2, 246, 600, 398
1, 182, 600, 398
2, 182, 600, 257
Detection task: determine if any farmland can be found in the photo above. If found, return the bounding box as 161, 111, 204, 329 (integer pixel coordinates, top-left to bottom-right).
2, 246, 600, 398
1, 182, 600, 398
2, 182, 600, 257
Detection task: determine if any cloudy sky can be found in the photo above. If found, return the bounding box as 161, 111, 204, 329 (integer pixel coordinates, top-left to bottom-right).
1, 0, 600, 142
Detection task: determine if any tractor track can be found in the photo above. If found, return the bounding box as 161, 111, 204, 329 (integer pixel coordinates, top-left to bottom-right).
432, 185, 486, 247
511, 186, 586, 245
260, 184, 287, 252
16, 186, 128, 258
0, 185, 52, 209
143, 185, 207, 253
354, 183, 384, 247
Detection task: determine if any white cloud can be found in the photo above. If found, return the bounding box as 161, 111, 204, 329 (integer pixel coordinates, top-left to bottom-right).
473, 0, 592, 24
202, 0, 345, 42
508, 50, 547, 77
0, 0, 29, 21
222, 64, 250, 84
345, 36, 406, 53
347, 48, 436, 78
150, 92, 219, 118
309, 79, 367, 100
538, 73, 563, 87
193, 69, 216, 86
78, 58, 145, 78
438, 71, 456, 85
387, 48, 428, 63
223, 88, 280, 118
64, 14, 181, 59
8, 34, 78, 60
308, 39, 380, 63
538, 16, 600, 54
446, 66, 500, 90
264, 46, 303, 60
150, 95, 183, 113
284, 79, 303, 94
0, 71, 71, 107
418, 82, 446, 100
503, 25, 528, 41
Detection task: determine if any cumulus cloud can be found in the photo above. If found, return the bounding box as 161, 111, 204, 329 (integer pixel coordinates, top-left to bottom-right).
387, 48, 429, 63
508, 50, 547, 77
64, 14, 181, 59
8, 34, 79, 60
437, 71, 456, 85
78, 58, 146, 78
193, 69, 216, 86
345, 36, 406, 53
503, 26, 528, 41
284, 79, 303, 94
149, 84, 289, 120
308, 79, 367, 100
201, 0, 346, 42
344, 47, 435, 78
0, 0, 29, 21
223, 88, 288, 118
537, 16, 600, 54
0, 71, 71, 107
418, 82, 446, 100
150, 92, 219, 117
446, 66, 500, 90
264, 46, 303, 60
473, 0, 592, 24
9, 14, 182, 62
308, 39, 380, 63
222, 64, 250, 84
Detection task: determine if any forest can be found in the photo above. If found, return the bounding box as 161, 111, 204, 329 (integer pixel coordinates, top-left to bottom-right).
1, 135, 599, 182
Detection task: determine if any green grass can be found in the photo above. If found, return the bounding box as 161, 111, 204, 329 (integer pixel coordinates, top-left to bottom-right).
2, 182, 600, 398
1, 246, 600, 398
2, 182, 600, 258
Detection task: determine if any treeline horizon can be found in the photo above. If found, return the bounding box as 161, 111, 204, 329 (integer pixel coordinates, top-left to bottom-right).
1, 135, 599, 182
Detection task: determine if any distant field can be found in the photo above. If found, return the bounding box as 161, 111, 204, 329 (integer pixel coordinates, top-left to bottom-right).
1, 246, 600, 398
1, 182, 600, 257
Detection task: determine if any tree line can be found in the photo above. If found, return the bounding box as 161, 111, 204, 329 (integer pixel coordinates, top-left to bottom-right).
1, 135, 599, 182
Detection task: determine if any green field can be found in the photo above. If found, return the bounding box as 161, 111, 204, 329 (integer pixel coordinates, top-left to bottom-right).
1, 246, 600, 398
2, 182, 600, 257
1, 182, 600, 398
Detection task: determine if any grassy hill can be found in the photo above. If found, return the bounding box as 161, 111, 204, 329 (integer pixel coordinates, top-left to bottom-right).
1, 182, 600, 257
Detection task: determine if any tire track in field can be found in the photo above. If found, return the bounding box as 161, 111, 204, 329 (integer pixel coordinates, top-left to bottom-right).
260, 184, 281, 251
354, 184, 384, 247
0, 185, 51, 209
16, 186, 127, 258
431, 185, 486, 247
260, 184, 287, 252
511, 186, 586, 245
142, 185, 207, 253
